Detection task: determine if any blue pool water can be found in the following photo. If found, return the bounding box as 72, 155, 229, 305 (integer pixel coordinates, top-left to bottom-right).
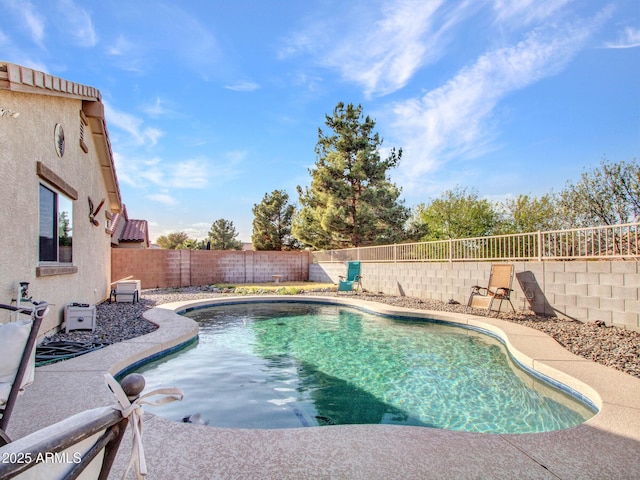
135, 302, 595, 433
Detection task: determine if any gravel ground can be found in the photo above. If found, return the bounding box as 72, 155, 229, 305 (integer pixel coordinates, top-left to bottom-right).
46, 286, 640, 379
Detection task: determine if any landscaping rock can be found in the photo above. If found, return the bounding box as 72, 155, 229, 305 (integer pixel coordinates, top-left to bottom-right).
46, 286, 639, 379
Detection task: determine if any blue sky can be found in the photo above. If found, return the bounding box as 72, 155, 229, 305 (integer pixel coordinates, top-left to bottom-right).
2, 1, 639, 243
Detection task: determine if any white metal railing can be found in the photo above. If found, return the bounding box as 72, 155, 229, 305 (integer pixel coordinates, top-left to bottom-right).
312, 222, 639, 263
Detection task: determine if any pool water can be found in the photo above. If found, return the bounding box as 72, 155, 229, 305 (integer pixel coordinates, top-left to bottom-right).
135, 302, 595, 433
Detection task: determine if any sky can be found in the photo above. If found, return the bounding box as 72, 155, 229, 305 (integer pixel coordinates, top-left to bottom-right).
2, 0, 639, 243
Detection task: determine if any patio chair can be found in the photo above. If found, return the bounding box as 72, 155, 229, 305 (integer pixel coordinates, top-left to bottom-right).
0, 373, 183, 479
0, 302, 48, 446
465, 264, 516, 316
337, 261, 363, 293
109, 279, 141, 304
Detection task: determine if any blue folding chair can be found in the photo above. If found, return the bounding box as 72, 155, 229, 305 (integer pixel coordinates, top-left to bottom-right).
337, 261, 362, 293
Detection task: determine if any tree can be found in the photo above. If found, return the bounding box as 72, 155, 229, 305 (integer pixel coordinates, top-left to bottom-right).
178, 238, 201, 250
156, 231, 192, 249
500, 194, 561, 233
293, 102, 409, 249
252, 190, 299, 250
408, 187, 500, 241
58, 211, 72, 246
557, 158, 640, 227
208, 218, 243, 250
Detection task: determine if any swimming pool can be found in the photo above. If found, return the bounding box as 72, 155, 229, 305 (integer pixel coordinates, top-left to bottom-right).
135, 301, 595, 433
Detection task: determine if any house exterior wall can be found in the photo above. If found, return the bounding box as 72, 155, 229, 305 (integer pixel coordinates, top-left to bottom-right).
310, 261, 640, 331
0, 89, 114, 335
111, 249, 311, 288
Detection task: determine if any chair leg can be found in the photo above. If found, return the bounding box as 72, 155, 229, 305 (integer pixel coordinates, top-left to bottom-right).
486, 297, 495, 316
465, 293, 474, 313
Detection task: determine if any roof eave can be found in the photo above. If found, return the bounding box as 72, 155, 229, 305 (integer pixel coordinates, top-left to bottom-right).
82, 100, 122, 213
1, 61, 123, 213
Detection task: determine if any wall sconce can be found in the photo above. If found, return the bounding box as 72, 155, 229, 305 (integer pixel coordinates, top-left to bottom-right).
0, 107, 20, 118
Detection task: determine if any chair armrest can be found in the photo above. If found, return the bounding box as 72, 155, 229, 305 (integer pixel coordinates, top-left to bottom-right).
0, 303, 19, 312
470, 286, 487, 294
494, 287, 512, 297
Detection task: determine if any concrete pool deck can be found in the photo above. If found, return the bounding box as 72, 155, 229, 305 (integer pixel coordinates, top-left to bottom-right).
7, 295, 640, 479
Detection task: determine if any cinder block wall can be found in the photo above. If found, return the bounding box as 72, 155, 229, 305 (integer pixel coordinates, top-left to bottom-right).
311, 261, 640, 330
112, 249, 310, 289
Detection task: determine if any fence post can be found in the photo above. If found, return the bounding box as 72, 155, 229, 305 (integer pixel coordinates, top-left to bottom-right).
449, 239, 453, 263
394, 244, 397, 264
537, 230, 542, 262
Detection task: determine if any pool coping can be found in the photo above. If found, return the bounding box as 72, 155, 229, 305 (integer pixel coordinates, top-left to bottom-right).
9, 295, 640, 479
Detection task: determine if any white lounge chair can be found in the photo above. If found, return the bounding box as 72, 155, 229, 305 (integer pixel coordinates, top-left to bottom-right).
0, 302, 48, 445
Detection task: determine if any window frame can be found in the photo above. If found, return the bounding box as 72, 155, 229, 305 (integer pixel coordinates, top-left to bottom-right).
38, 182, 74, 264
36, 162, 79, 277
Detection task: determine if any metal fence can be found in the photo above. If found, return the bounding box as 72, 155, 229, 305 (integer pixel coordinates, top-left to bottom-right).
312, 222, 640, 263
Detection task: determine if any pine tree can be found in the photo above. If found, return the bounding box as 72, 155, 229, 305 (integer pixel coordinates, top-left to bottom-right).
252, 190, 298, 250
293, 102, 408, 249
208, 219, 243, 250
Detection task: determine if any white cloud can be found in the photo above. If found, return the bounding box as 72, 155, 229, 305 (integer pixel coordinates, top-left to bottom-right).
146, 194, 178, 206
280, 0, 474, 98
2, 0, 46, 46
104, 102, 165, 147
324, 0, 452, 97
144, 127, 164, 146
143, 97, 173, 118
492, 0, 572, 27
224, 81, 260, 92
136, 158, 165, 186
155, 4, 221, 76
390, 15, 606, 193
56, 0, 97, 47
107, 34, 133, 56
168, 159, 210, 189
605, 26, 640, 49
115, 154, 210, 190
191, 222, 211, 229
330, 0, 442, 97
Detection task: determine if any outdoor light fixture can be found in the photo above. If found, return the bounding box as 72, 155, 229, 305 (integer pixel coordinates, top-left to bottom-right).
0, 107, 20, 118
19, 282, 31, 302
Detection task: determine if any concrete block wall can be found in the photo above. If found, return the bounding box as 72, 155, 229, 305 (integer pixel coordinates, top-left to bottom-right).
311, 260, 640, 330
112, 249, 310, 289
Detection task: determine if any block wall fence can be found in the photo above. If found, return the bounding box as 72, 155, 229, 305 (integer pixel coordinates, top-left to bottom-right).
112, 250, 639, 331
310, 260, 640, 331
112, 249, 310, 288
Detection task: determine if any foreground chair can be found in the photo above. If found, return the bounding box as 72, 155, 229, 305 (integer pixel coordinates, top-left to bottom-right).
0, 373, 183, 479
0, 399, 129, 479
0, 302, 48, 445
337, 261, 363, 293
466, 264, 516, 316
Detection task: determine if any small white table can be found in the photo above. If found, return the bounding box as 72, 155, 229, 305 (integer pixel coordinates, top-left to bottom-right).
272, 275, 282, 285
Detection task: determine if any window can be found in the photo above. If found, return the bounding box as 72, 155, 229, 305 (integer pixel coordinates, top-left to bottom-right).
39, 184, 73, 263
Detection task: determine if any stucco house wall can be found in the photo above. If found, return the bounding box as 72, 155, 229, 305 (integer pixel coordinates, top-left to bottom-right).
0, 62, 122, 336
